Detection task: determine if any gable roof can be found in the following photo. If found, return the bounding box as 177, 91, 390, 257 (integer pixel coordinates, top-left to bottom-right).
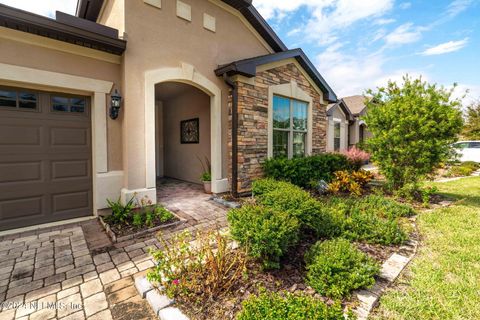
76, 0, 288, 52
327, 100, 353, 120
342, 95, 368, 115
215, 49, 337, 102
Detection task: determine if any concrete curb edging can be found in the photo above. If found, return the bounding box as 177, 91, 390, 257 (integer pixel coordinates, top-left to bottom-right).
352, 239, 419, 319
99, 214, 186, 243
135, 276, 189, 320
210, 196, 241, 209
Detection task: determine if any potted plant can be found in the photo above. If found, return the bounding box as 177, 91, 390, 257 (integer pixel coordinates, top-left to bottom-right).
201, 171, 212, 194
198, 156, 212, 194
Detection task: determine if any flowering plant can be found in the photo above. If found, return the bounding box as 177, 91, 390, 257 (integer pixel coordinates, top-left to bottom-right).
342, 146, 371, 170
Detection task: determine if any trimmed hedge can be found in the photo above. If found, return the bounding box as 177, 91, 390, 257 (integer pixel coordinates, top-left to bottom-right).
305, 239, 380, 299
237, 290, 346, 320
262, 154, 352, 189
253, 180, 339, 238
227, 205, 300, 270
323, 195, 410, 245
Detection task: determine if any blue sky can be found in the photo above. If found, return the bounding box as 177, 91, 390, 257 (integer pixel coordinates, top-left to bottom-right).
252, 0, 480, 104
1, 0, 478, 105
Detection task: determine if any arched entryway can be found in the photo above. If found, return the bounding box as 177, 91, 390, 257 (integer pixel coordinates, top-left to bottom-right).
144, 63, 226, 194
154, 82, 211, 183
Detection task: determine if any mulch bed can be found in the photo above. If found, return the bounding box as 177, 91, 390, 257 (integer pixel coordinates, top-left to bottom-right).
175, 234, 404, 320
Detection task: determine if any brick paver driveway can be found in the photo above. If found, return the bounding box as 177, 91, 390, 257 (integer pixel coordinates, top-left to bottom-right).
0, 179, 227, 320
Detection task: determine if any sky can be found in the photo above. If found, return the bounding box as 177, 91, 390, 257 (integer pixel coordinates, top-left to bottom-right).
1, 0, 479, 105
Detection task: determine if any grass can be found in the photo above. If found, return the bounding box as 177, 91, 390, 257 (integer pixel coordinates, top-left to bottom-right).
372, 176, 480, 320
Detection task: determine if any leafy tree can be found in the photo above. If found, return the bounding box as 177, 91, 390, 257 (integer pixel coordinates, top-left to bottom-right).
363, 76, 463, 189
462, 100, 480, 140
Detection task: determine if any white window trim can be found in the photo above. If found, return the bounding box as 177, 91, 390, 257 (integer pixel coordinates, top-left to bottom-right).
333, 120, 342, 152
268, 81, 313, 158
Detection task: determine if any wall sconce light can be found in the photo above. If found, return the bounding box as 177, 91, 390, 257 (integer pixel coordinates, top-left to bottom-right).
109, 89, 122, 120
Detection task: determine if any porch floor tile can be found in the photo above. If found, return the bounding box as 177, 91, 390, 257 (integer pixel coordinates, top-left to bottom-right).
0, 179, 228, 319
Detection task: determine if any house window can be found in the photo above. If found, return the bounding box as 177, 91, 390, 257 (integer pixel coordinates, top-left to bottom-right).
51, 96, 87, 113
0, 88, 38, 110
272, 95, 308, 158
334, 122, 341, 151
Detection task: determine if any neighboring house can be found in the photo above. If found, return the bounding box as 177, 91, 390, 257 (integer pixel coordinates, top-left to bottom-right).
326, 95, 371, 152
0, 0, 337, 231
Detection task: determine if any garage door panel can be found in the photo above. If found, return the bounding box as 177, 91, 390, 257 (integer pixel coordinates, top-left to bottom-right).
0, 124, 41, 146
50, 127, 89, 146
51, 160, 90, 180
52, 191, 91, 214
0, 88, 92, 231
0, 196, 44, 220
0, 161, 42, 184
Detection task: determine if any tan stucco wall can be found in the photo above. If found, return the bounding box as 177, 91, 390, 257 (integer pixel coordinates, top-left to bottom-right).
114, 0, 272, 190
98, 0, 125, 36
162, 87, 211, 184
0, 35, 123, 171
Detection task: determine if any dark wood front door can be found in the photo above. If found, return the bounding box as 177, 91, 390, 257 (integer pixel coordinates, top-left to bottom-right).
0, 86, 93, 231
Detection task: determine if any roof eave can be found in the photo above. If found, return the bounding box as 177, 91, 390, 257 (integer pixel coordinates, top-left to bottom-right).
0, 3, 126, 55
215, 49, 337, 103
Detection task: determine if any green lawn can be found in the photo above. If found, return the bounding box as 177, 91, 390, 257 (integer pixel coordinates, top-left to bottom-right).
372, 176, 480, 320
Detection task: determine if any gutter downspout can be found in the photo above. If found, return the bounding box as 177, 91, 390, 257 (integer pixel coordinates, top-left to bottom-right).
223, 74, 239, 198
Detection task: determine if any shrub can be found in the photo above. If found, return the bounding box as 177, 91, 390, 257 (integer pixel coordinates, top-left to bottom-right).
461, 161, 480, 170
237, 290, 346, 320
105, 196, 136, 224
262, 154, 351, 189
364, 76, 463, 190
444, 165, 473, 177
395, 183, 439, 206
154, 205, 175, 222
327, 170, 374, 196
228, 205, 300, 269
255, 181, 338, 238
132, 212, 143, 227
147, 230, 247, 307
252, 179, 295, 197
304, 239, 380, 299
341, 146, 371, 170
355, 194, 415, 218
322, 196, 411, 245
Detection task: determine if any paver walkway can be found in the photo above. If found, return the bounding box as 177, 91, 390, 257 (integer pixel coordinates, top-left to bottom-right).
0, 179, 228, 320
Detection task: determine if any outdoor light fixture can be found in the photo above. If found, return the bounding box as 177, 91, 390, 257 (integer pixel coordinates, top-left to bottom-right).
109, 89, 122, 120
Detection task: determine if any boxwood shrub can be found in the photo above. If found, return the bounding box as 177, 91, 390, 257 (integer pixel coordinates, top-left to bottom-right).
323, 196, 410, 245
237, 290, 346, 320
227, 205, 300, 269
254, 180, 340, 238
305, 238, 380, 299
262, 154, 352, 189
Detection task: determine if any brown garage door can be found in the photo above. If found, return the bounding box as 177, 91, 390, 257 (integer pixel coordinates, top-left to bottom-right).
0, 86, 93, 231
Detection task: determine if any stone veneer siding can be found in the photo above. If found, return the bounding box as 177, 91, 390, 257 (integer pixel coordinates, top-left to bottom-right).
228, 63, 328, 193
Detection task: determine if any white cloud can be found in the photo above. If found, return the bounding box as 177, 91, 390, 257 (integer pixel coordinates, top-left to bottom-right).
421, 38, 469, 56
0, 0, 76, 18
374, 18, 396, 25
399, 2, 412, 9
446, 0, 473, 18
316, 44, 385, 96
384, 23, 423, 46
254, 0, 394, 45
315, 43, 432, 98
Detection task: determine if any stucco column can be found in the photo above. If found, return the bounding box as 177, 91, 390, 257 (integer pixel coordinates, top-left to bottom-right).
120, 71, 158, 204
93, 92, 108, 174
